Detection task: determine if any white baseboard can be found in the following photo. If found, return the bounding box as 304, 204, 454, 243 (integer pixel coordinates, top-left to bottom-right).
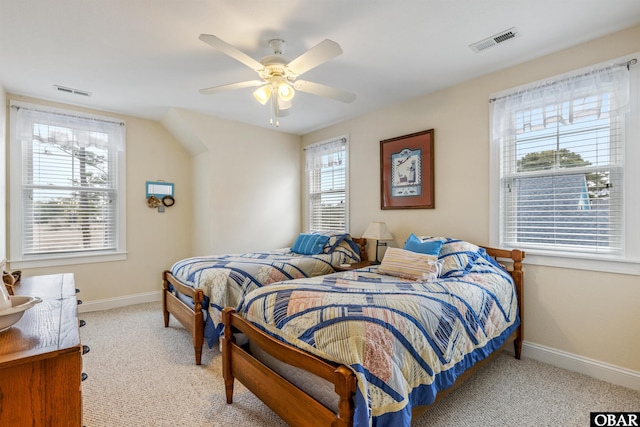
517, 341, 640, 392
77, 290, 161, 313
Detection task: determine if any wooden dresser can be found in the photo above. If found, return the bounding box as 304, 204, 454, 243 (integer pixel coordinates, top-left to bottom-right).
0, 273, 83, 426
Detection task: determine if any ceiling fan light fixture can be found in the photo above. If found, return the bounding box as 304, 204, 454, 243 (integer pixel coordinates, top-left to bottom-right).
199, 34, 355, 127
278, 98, 292, 110
277, 81, 295, 101
253, 85, 272, 104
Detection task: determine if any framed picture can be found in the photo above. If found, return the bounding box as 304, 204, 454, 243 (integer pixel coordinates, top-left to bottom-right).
380, 129, 434, 209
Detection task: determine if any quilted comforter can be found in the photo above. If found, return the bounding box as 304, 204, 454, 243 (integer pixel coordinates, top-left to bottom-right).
170, 245, 361, 347
236, 244, 519, 427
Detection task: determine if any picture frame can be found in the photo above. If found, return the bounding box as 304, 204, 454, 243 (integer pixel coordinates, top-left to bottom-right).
380, 129, 434, 209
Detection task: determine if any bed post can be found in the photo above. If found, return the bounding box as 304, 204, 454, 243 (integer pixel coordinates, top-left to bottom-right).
221, 307, 236, 404
510, 249, 525, 360
333, 366, 356, 427
192, 296, 204, 365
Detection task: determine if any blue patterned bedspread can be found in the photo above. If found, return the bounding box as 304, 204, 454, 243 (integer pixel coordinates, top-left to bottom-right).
236, 245, 519, 427
170, 244, 361, 347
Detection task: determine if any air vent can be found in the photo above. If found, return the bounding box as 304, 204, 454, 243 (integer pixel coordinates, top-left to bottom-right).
469, 27, 520, 53
54, 85, 92, 97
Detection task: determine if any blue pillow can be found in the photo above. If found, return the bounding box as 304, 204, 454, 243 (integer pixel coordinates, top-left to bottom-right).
403, 234, 444, 256
291, 233, 330, 255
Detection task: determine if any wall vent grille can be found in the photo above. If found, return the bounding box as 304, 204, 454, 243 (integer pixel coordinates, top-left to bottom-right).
54, 85, 92, 97
470, 27, 520, 53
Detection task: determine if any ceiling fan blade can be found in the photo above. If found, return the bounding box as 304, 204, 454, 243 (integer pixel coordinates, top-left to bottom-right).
199, 34, 264, 71
199, 80, 264, 95
294, 80, 356, 103
286, 39, 343, 76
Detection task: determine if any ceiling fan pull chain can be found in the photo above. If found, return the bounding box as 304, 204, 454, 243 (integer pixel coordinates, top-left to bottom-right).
269, 95, 274, 126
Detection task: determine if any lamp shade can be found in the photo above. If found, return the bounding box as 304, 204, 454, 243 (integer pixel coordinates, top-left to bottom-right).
361, 221, 394, 241
277, 82, 295, 101
253, 85, 272, 105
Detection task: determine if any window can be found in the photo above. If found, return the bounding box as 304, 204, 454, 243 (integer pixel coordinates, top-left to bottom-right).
490, 55, 640, 274
9, 101, 126, 268
305, 136, 348, 232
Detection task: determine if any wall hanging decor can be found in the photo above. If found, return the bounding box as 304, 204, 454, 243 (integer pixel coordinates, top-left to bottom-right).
146, 181, 175, 213
380, 129, 434, 209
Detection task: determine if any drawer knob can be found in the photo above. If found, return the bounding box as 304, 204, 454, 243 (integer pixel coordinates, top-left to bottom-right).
76, 288, 80, 293
79, 319, 86, 327
77, 299, 83, 305
81, 372, 88, 381
82, 345, 90, 355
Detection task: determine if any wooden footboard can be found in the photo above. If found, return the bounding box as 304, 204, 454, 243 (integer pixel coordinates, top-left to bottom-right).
483, 246, 525, 359
222, 307, 356, 427
162, 270, 205, 365
221, 245, 525, 426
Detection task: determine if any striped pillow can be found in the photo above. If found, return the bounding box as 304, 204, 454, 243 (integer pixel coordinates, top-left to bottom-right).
378, 247, 439, 281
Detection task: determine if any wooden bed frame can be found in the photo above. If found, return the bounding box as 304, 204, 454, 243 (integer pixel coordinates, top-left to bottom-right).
162, 238, 369, 365
221, 245, 524, 427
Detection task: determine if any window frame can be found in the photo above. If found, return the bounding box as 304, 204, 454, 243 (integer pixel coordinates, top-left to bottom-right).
305, 135, 349, 233
489, 55, 640, 275
8, 101, 127, 268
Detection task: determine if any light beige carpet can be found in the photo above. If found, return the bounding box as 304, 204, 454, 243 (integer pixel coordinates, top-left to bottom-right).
80, 302, 639, 426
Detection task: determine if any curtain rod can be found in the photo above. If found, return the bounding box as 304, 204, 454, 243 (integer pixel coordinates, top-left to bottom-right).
304, 136, 347, 151
488, 58, 637, 104
11, 104, 125, 126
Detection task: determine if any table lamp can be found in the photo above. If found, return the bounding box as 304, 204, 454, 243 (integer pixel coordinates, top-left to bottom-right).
361, 221, 394, 264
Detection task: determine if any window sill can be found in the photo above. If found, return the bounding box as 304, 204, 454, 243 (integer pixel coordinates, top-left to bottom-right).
8, 252, 128, 269
518, 251, 640, 275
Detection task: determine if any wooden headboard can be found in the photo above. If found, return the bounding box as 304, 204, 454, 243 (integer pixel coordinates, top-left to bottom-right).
351, 237, 368, 262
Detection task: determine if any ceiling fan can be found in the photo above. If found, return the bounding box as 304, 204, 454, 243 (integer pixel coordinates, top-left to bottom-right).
198, 34, 356, 126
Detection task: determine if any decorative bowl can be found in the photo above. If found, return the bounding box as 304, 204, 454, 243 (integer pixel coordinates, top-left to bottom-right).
0, 295, 42, 332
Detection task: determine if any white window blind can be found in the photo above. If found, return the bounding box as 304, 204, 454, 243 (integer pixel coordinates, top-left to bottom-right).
305, 136, 348, 232
490, 56, 639, 268
10, 102, 126, 267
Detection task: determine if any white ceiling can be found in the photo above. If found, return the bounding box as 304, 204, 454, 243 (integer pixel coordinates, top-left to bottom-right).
2, 0, 640, 135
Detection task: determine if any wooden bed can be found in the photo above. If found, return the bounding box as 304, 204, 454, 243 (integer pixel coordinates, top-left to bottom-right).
162, 238, 368, 365
221, 245, 524, 427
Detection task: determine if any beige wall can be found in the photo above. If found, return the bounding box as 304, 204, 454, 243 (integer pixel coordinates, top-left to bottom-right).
5, 95, 193, 303
161, 108, 301, 255
0, 85, 6, 261
302, 25, 640, 372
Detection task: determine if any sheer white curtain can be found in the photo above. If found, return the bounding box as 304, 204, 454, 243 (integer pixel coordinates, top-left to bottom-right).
491, 60, 631, 140
305, 136, 346, 170
14, 105, 125, 152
